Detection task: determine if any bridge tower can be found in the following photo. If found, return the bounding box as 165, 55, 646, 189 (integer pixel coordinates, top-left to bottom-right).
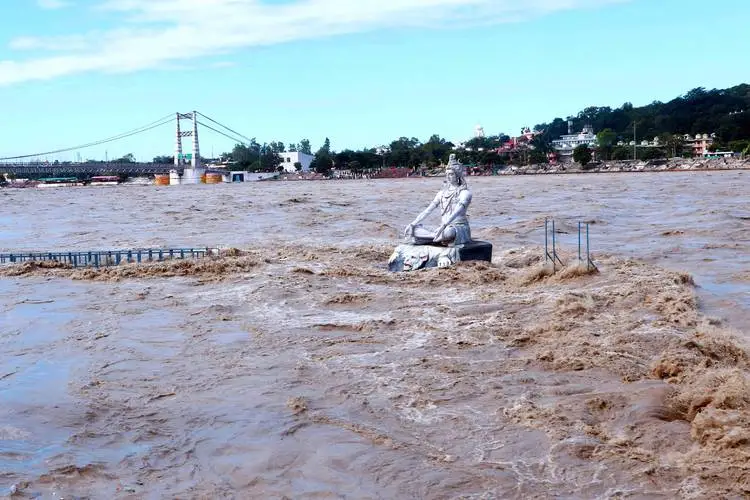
173, 111, 204, 184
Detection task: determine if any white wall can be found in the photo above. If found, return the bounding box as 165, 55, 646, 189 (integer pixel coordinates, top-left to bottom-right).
278, 152, 314, 173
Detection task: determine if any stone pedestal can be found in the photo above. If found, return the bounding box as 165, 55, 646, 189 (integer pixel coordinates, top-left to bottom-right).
457, 240, 493, 263
388, 240, 492, 272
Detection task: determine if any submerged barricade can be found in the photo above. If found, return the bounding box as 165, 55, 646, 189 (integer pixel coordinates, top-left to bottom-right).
0, 247, 218, 268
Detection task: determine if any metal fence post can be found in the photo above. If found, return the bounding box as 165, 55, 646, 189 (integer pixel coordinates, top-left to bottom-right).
544, 217, 549, 262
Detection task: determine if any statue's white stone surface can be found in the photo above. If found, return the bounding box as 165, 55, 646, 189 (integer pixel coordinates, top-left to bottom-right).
388, 155, 492, 272
403, 154, 472, 246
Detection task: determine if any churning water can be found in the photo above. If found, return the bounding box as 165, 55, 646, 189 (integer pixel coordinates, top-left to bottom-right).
1, 171, 748, 498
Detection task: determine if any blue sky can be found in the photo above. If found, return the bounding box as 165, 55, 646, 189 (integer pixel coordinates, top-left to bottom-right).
1, 0, 748, 162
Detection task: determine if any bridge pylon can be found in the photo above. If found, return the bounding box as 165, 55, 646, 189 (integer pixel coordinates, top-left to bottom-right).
174, 111, 203, 184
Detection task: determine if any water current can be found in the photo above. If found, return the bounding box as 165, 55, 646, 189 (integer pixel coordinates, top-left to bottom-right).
0, 171, 748, 498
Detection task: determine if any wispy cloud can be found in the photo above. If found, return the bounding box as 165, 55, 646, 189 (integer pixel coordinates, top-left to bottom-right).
36, 0, 71, 10
1, 0, 626, 86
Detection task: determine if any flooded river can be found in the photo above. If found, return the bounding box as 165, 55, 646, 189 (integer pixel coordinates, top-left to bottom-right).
1, 171, 749, 498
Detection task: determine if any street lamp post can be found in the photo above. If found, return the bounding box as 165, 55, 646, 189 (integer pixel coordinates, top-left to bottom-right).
633, 122, 637, 160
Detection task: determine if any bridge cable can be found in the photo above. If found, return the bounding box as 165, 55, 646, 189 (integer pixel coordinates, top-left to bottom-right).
196, 112, 255, 144
196, 120, 252, 147
0, 114, 176, 161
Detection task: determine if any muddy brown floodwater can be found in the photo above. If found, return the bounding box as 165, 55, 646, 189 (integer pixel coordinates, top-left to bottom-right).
1, 172, 749, 499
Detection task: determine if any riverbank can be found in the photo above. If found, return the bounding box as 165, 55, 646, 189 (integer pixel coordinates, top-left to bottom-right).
499, 157, 750, 175
2, 157, 748, 187
257, 157, 750, 180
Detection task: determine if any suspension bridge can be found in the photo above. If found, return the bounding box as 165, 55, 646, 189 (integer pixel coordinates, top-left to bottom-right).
0, 111, 255, 180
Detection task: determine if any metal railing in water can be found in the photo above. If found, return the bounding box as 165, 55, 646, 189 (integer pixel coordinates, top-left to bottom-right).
0, 247, 218, 268
544, 218, 597, 272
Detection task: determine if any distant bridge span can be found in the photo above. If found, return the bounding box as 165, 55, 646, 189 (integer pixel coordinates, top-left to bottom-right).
0, 162, 179, 177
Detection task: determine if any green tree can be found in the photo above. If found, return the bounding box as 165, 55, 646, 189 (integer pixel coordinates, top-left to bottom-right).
312, 139, 334, 175
294, 161, 303, 172
533, 119, 568, 145
596, 128, 617, 160
388, 137, 421, 167
311, 155, 333, 175
353, 149, 383, 171
116, 153, 136, 163
641, 147, 666, 160
288, 143, 297, 152
573, 144, 592, 166
528, 149, 547, 165
260, 149, 282, 172
319, 138, 331, 155
668, 134, 684, 158
230, 143, 257, 168
299, 139, 312, 155
529, 134, 553, 155
421, 135, 454, 167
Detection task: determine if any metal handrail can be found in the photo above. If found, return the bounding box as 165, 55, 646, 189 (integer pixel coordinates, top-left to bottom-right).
0, 247, 218, 268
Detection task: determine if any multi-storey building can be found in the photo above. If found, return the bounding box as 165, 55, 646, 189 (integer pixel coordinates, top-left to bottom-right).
552, 124, 597, 157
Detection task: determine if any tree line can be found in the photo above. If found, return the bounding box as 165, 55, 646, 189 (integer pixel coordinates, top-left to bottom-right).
536, 84, 750, 146
537, 84, 750, 161
149, 83, 749, 173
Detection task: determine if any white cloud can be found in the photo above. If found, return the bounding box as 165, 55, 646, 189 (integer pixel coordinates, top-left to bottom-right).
37, 0, 70, 9
9, 33, 92, 51
1, 0, 626, 86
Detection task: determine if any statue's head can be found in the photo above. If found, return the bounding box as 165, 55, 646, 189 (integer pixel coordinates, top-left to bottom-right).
446, 154, 465, 186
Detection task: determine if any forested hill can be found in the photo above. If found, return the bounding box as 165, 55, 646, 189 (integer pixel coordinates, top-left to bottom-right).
534, 84, 750, 146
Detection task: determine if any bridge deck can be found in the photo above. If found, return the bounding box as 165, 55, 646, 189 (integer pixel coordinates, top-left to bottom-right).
0, 162, 178, 177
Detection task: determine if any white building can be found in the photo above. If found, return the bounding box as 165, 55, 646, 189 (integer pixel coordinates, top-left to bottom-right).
552, 124, 597, 157
278, 152, 314, 173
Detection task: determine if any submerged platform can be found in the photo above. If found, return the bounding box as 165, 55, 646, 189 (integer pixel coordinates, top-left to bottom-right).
388, 240, 493, 272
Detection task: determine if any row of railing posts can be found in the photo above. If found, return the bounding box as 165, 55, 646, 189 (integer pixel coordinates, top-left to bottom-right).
0, 247, 216, 268
545, 218, 597, 272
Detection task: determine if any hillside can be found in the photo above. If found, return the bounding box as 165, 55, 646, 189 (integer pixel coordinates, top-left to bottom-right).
534, 84, 750, 148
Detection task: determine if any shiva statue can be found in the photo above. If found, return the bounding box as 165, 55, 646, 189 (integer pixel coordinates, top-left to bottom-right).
389, 154, 491, 272
403, 154, 473, 247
